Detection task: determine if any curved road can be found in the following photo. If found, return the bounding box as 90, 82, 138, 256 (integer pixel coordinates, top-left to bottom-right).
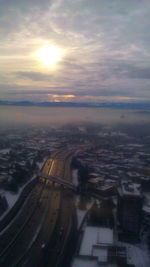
0, 150, 76, 267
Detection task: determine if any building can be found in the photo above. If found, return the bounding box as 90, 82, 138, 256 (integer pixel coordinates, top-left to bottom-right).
142, 194, 150, 227
89, 200, 114, 228
72, 226, 127, 267
118, 181, 143, 237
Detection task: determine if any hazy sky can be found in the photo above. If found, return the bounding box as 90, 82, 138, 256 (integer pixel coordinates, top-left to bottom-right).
0, 0, 150, 103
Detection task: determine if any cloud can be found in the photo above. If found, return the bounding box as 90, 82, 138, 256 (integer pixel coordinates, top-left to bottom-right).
15, 72, 53, 81
0, 0, 150, 102
126, 66, 150, 79
0, 0, 51, 32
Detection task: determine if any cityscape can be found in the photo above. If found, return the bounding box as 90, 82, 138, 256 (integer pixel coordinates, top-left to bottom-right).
0, 120, 149, 266
0, 0, 150, 266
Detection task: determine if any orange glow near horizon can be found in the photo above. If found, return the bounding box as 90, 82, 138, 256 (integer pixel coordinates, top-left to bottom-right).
48, 94, 75, 98
48, 94, 76, 102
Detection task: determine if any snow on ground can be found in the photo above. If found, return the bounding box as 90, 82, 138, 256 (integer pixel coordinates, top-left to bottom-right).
5, 191, 20, 208
0, 174, 39, 234
72, 258, 99, 267
75, 196, 94, 229
36, 159, 46, 171
0, 187, 23, 222
80, 226, 113, 256
76, 209, 87, 228
0, 157, 47, 222
0, 148, 11, 154
118, 242, 150, 267
72, 168, 94, 229
72, 169, 79, 185
36, 156, 48, 171
0, 154, 57, 236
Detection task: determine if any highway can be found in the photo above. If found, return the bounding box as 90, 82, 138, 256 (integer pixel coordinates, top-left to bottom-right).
0, 150, 76, 267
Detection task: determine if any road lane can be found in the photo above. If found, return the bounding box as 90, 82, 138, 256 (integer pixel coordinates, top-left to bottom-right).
0, 150, 76, 267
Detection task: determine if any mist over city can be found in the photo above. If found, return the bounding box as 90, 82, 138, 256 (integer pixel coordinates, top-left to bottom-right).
0, 105, 150, 127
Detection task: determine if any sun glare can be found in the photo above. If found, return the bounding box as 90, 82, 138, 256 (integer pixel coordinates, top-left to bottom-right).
36, 45, 63, 67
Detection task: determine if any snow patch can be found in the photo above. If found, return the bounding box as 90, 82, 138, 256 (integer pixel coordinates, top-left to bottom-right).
72, 169, 79, 186
0, 148, 11, 154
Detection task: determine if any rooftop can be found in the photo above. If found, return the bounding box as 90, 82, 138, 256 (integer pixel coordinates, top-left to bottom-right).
119, 181, 142, 197
72, 256, 118, 267
80, 226, 113, 256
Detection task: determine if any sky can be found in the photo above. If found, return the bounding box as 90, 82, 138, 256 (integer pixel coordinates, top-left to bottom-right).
0, 0, 150, 103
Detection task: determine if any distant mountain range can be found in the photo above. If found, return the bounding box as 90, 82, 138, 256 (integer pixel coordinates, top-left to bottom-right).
0, 100, 150, 109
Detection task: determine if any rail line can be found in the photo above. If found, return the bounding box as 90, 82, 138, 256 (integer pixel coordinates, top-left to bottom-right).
15, 150, 73, 266
0, 150, 74, 266
0, 151, 61, 265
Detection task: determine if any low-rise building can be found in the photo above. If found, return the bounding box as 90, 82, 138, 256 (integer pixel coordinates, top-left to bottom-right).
72, 226, 127, 267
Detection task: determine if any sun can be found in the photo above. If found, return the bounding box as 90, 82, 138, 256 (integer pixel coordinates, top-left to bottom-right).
36, 45, 63, 67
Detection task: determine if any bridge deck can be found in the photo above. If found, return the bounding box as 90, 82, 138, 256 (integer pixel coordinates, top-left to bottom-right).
38, 172, 76, 191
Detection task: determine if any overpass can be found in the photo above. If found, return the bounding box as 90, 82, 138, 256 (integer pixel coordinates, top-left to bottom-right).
38, 172, 77, 191
38, 173, 112, 200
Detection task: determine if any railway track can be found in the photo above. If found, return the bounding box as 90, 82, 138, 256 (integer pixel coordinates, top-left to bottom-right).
16, 150, 74, 266
0, 183, 43, 249
0, 151, 62, 265
0, 159, 54, 265
0, 150, 74, 266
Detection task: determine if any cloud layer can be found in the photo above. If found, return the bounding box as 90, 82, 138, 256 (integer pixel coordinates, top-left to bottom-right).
0, 0, 150, 102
